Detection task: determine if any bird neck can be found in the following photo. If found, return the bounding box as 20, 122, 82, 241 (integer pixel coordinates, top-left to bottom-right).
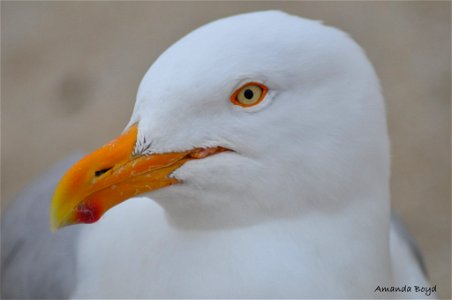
160, 193, 394, 296
160, 179, 391, 232
162, 185, 392, 246
76, 192, 394, 298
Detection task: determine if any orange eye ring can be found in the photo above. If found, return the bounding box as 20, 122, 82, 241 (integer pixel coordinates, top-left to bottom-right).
230, 82, 269, 108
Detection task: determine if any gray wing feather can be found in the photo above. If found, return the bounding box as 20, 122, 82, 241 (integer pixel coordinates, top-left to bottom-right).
391, 210, 428, 277
1, 153, 84, 299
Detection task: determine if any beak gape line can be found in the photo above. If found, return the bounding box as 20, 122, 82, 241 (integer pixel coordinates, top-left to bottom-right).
50, 123, 230, 230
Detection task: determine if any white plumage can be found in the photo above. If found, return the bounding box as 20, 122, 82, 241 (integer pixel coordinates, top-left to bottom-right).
70, 11, 432, 298
3, 10, 432, 299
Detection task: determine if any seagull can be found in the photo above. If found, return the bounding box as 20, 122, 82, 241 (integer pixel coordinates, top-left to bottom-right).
2, 11, 433, 299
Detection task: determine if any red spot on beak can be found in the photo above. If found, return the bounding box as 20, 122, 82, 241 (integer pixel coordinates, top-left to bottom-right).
75, 203, 101, 224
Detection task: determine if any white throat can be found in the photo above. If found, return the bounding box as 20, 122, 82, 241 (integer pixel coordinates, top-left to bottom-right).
74, 189, 392, 298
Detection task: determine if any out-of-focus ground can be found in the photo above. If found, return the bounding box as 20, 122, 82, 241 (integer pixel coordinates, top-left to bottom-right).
1, 2, 450, 299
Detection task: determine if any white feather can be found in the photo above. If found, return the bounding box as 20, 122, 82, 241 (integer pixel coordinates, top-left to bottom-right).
72, 11, 431, 298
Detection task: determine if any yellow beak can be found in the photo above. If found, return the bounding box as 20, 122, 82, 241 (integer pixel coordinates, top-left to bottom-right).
50, 124, 228, 231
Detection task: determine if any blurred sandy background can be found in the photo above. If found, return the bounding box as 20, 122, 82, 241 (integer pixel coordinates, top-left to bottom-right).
1, 1, 450, 298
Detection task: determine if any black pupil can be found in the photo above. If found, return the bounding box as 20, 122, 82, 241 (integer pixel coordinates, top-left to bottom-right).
244, 89, 254, 100
95, 167, 112, 177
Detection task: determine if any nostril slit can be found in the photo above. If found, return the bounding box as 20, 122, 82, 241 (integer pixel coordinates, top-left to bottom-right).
95, 167, 112, 177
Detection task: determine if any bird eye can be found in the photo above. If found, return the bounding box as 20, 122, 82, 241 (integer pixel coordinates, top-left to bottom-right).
230, 82, 268, 107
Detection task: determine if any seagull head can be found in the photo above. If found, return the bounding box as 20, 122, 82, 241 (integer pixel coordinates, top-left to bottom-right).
51, 11, 389, 230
